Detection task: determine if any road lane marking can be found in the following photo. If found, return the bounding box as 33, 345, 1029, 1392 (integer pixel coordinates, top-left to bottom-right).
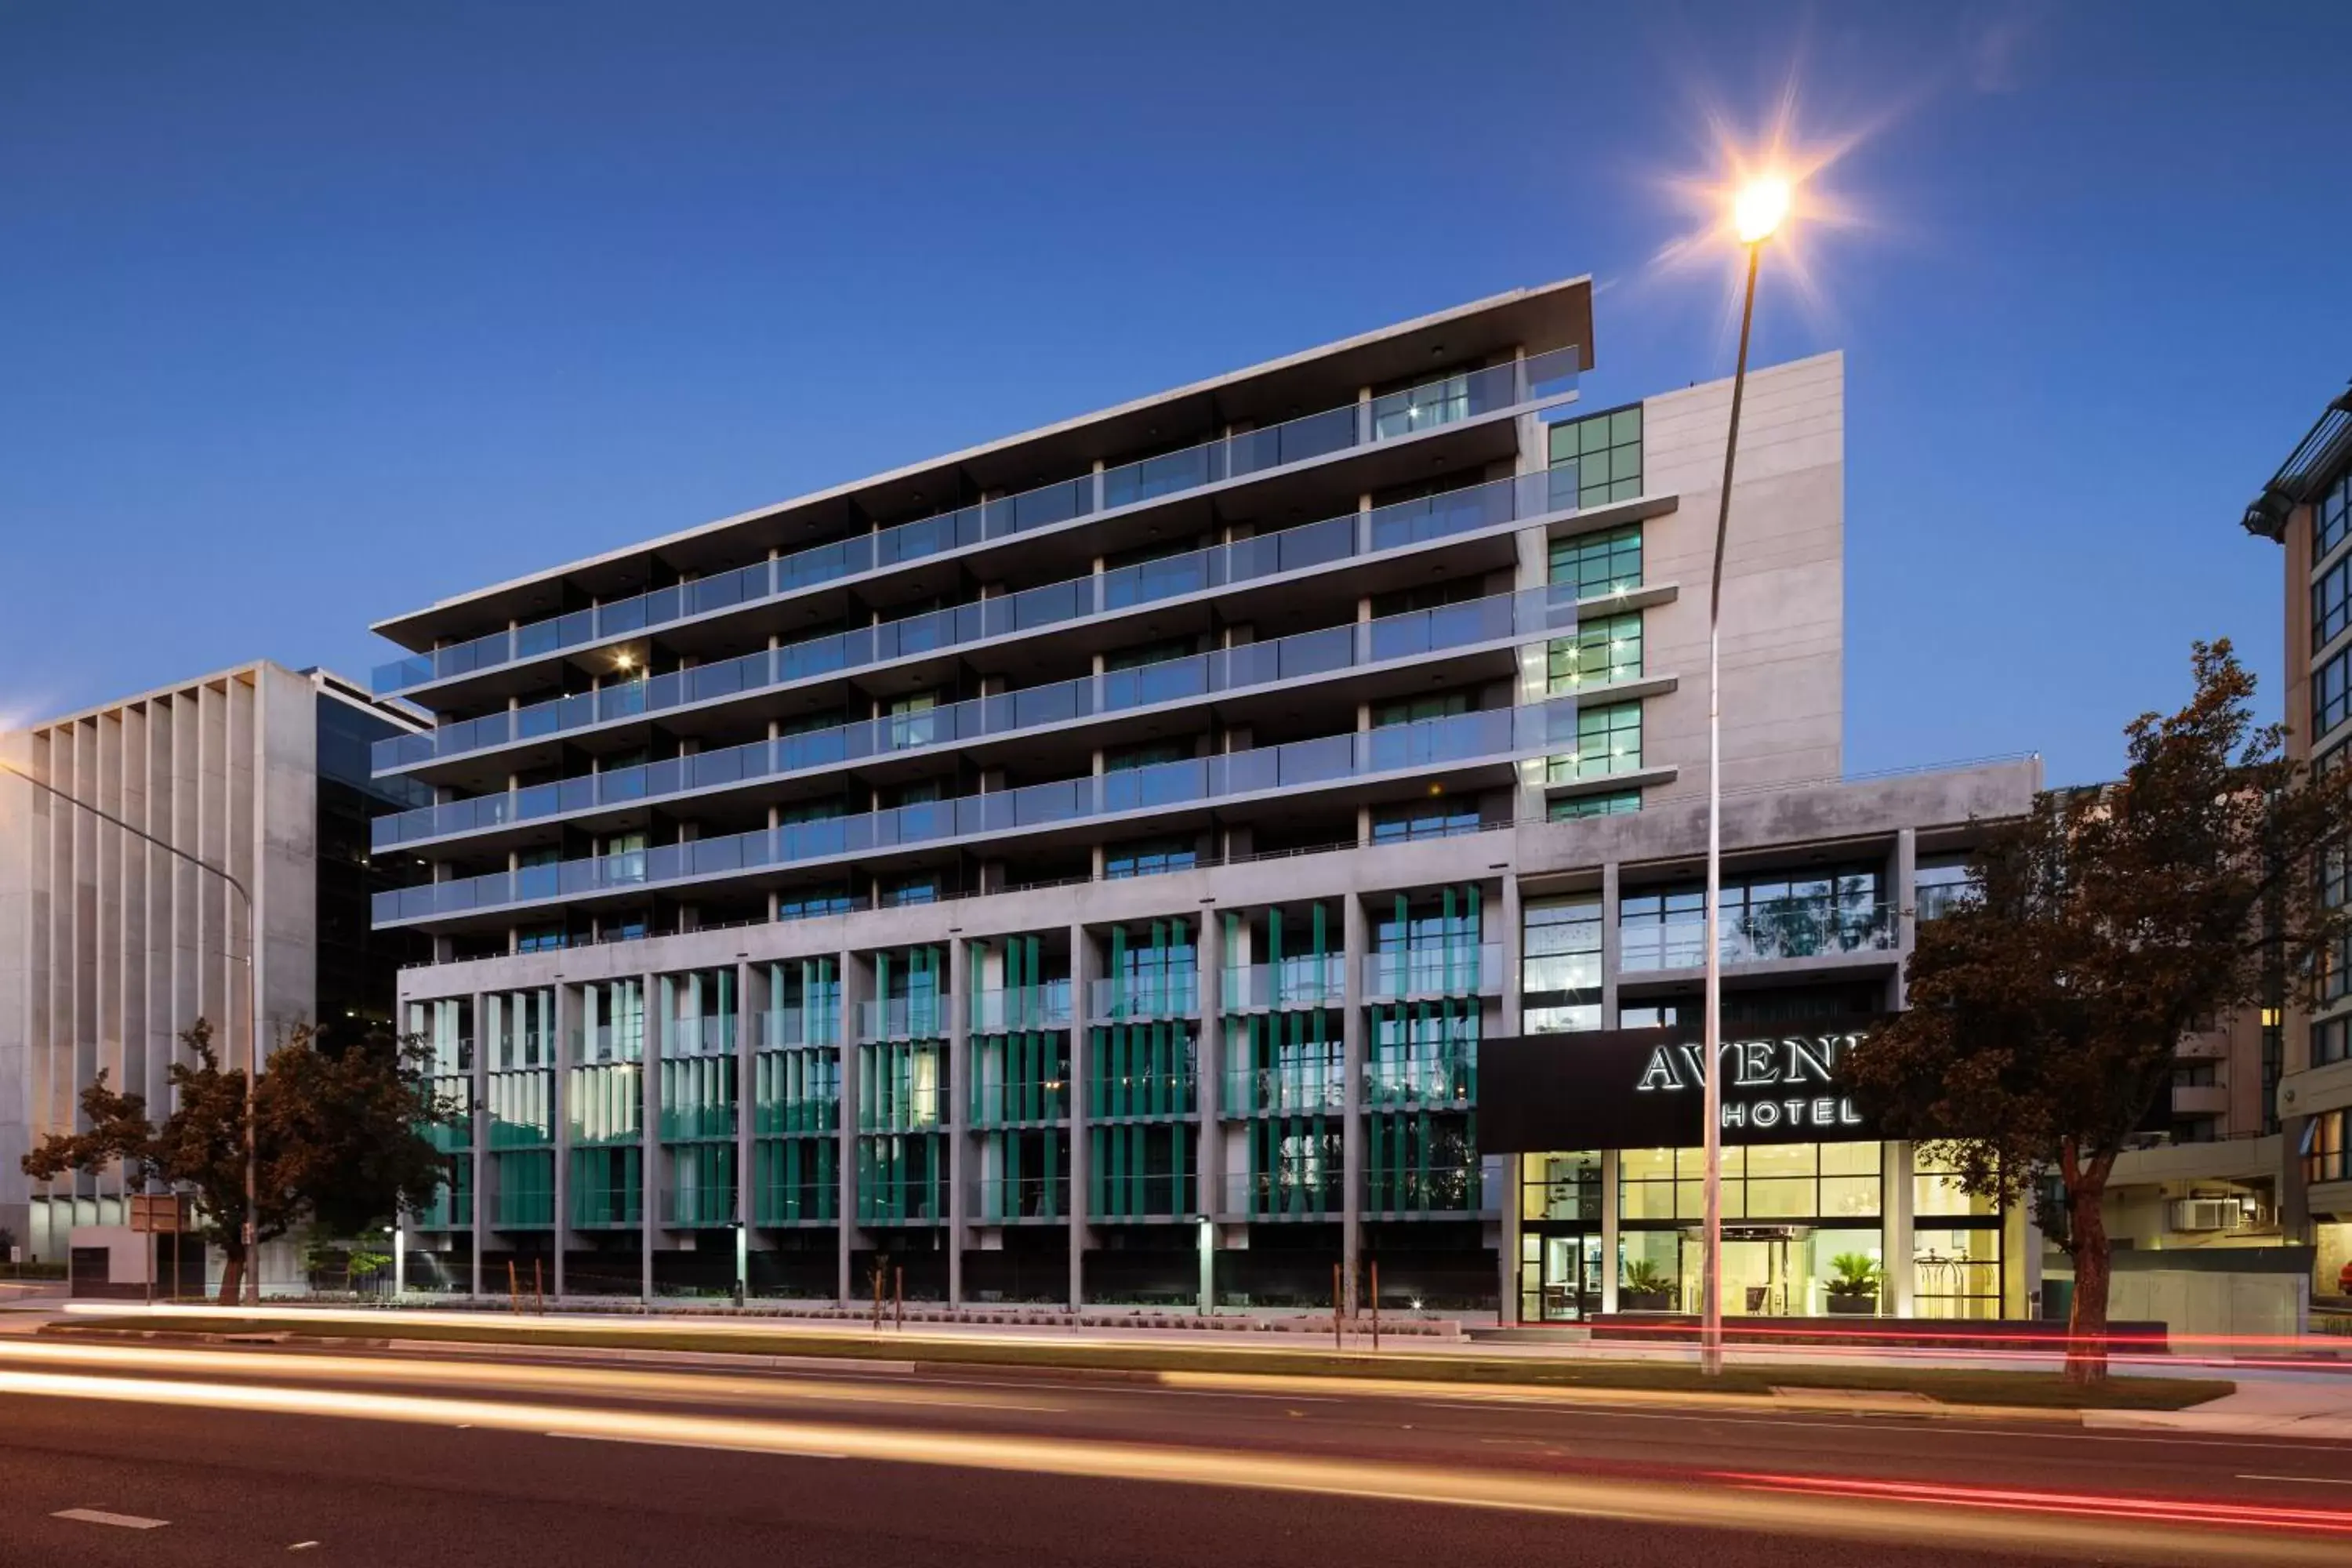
2241, 1474, 2352, 1486
289, 1543, 320, 1552
53, 1508, 168, 1530
546, 1431, 846, 1459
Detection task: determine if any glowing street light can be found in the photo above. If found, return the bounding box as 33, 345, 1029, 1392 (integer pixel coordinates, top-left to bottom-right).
1699, 168, 1795, 1379
1733, 175, 1791, 245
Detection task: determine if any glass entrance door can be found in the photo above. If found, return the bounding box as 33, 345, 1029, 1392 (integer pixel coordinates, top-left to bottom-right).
1525, 1230, 1602, 1321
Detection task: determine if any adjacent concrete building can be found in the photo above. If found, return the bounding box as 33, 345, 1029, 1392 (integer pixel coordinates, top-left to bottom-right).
0, 662, 426, 1260
365, 279, 2042, 1319
2243, 382, 2352, 1304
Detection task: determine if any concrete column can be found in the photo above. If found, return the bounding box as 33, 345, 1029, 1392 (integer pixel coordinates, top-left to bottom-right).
641, 970, 659, 1304
946, 934, 968, 1308
735, 956, 754, 1286
1341, 895, 1367, 1316
1496, 1164, 1521, 1327
551, 979, 575, 1299
1497, 873, 1523, 1323
1068, 922, 1094, 1312
470, 990, 487, 1298
1599, 862, 1622, 1025
1885, 1140, 1915, 1317
1599, 1149, 1621, 1315
1195, 909, 1223, 1258
837, 946, 866, 1306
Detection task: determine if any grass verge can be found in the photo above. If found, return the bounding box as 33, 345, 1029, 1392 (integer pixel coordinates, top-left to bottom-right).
42, 1314, 2226, 1411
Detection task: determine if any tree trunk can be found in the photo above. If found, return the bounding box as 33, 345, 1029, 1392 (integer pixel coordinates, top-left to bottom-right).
2065, 1173, 2112, 1385
216, 1246, 245, 1307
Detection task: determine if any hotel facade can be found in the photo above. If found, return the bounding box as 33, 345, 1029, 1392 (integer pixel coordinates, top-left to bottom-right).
365, 280, 2039, 1320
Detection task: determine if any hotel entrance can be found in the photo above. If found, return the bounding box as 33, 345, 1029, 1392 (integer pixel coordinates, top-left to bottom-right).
1716, 1225, 1809, 1316
1517, 1153, 1604, 1321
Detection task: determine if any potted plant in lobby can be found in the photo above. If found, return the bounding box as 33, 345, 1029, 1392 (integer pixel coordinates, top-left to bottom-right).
1620, 1258, 1675, 1312
1824, 1252, 1882, 1315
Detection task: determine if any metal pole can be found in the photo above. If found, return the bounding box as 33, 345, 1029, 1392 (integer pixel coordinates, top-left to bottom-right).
0, 760, 261, 1308
1701, 241, 1764, 1378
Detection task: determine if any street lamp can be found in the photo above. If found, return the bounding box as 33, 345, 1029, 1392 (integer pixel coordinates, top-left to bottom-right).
1700, 174, 1790, 1378
0, 757, 263, 1307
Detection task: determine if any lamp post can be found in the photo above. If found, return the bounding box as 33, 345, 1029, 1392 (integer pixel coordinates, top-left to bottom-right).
0, 757, 263, 1307
1700, 174, 1790, 1377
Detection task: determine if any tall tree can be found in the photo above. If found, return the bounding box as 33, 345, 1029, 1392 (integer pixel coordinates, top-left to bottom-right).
1843, 641, 2351, 1382
22, 1020, 452, 1304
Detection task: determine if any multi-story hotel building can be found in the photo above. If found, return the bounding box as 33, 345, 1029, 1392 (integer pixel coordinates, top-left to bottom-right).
367, 279, 2042, 1320
0, 662, 428, 1260
2244, 383, 2352, 1299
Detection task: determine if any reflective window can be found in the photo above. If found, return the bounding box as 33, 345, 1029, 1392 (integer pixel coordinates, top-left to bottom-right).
1549, 524, 1642, 597
1546, 702, 1642, 783
1547, 613, 1642, 691
2318, 644, 2351, 739
1522, 897, 1600, 1033
1549, 788, 1640, 822
1548, 405, 1643, 508
2318, 552, 2351, 652
2321, 469, 2351, 561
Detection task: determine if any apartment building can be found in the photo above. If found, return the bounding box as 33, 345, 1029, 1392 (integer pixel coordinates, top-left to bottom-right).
0, 662, 429, 1259
366, 278, 2042, 1319
2244, 383, 2352, 1300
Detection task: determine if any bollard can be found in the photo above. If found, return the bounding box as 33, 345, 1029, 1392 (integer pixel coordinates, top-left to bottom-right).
1371, 1259, 1381, 1354
1333, 1263, 1343, 1351
533, 1258, 545, 1315
894, 1266, 904, 1331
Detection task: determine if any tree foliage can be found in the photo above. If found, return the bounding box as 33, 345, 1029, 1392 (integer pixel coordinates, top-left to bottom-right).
21, 1018, 454, 1303
1842, 641, 2351, 1378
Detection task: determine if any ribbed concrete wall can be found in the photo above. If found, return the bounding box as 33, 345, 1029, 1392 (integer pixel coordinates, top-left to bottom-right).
0, 662, 321, 1258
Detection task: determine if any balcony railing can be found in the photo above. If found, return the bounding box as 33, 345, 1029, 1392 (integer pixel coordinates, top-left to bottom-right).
1223, 1061, 1348, 1115
1221, 954, 1346, 1012
372, 348, 1580, 697
969, 982, 1073, 1033
371, 467, 1585, 777
756, 1006, 839, 1050
1363, 942, 1503, 1000
856, 996, 949, 1041
1221, 1169, 1344, 1221
975, 1175, 1069, 1224
1363, 1047, 1477, 1108
1617, 898, 1899, 972
1363, 1162, 1495, 1217
373, 700, 1577, 927
666, 1014, 735, 1056
1087, 971, 1200, 1022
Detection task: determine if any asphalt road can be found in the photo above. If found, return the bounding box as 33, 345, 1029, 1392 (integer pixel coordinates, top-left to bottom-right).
2, 1339, 2350, 1566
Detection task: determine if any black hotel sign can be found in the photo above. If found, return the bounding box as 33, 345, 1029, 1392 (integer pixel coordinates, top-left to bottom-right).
1481, 1018, 1883, 1152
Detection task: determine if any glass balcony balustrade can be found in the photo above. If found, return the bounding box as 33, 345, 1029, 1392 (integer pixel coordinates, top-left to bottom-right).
1221, 1169, 1345, 1220
974, 1175, 1069, 1224
855, 996, 949, 1042
1363, 1046, 1479, 1108
374, 699, 1578, 926
756, 1006, 838, 1049
1362, 942, 1504, 1000
1087, 971, 1200, 1022
372, 348, 1581, 697
1223, 1062, 1348, 1116
1618, 898, 1899, 972
1220, 953, 1347, 1011
1362, 1163, 1496, 1217
376, 580, 1573, 849
967, 982, 1073, 1033
371, 466, 1588, 778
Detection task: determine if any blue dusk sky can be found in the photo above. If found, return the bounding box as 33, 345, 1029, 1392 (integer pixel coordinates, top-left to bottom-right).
2, 1, 2346, 783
